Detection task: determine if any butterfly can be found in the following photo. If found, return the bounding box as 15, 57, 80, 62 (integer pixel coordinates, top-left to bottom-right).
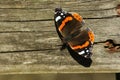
54, 8, 95, 67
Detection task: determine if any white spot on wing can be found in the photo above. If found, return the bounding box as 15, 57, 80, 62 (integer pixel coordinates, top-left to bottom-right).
61, 13, 64, 15
78, 50, 85, 55
86, 50, 89, 52
55, 16, 61, 22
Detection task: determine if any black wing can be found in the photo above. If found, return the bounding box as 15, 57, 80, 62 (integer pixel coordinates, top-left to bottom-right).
67, 45, 92, 67
54, 8, 92, 67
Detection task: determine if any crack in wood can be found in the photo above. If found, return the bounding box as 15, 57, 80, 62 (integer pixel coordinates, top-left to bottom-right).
0, 7, 115, 11
71, 7, 116, 12
80, 0, 114, 3
0, 8, 47, 10
0, 15, 119, 22
0, 31, 55, 33
84, 15, 120, 19
0, 48, 59, 54
0, 19, 53, 22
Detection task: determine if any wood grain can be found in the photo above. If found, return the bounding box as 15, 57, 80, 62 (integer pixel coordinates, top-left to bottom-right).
0, 0, 119, 74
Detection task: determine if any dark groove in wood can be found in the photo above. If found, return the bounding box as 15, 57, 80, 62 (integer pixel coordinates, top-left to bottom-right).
0, 15, 119, 23
0, 48, 59, 54
71, 7, 116, 12
0, 6, 115, 11
0, 19, 53, 22
37, 0, 114, 3
0, 31, 55, 33
0, 8, 48, 10
81, 0, 114, 3
84, 15, 120, 19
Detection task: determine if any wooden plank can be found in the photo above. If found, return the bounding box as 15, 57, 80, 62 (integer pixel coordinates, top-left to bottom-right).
0, 21, 55, 32
0, 9, 115, 21
0, 74, 116, 80
0, 9, 53, 21
0, 0, 119, 74
0, 0, 117, 9
0, 50, 71, 65
0, 0, 118, 21
0, 50, 120, 74
0, 32, 60, 52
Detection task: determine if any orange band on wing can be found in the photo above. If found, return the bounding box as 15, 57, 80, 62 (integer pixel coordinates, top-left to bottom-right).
69, 31, 94, 50
59, 16, 73, 31
72, 13, 83, 22
88, 31, 95, 43
69, 41, 90, 50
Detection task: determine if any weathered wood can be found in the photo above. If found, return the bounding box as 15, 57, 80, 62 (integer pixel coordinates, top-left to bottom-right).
0, 0, 118, 21
0, 0, 116, 9
0, 9, 53, 21
85, 18, 120, 42
0, 32, 59, 52
0, 74, 116, 80
0, 9, 116, 21
0, 0, 119, 74
0, 21, 55, 32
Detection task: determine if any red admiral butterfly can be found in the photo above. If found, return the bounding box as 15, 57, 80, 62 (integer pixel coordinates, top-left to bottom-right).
54, 8, 95, 67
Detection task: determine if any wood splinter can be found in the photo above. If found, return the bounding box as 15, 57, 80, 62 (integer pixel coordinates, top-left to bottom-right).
94, 39, 120, 52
